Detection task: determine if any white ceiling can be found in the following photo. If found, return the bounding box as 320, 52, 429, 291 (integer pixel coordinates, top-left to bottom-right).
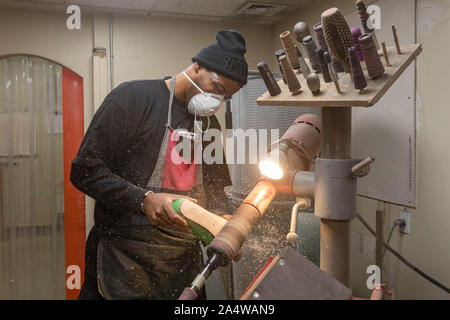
0, 0, 316, 25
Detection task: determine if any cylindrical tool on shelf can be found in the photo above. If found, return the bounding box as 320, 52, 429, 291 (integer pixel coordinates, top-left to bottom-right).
280, 54, 302, 95
294, 21, 312, 58
355, 0, 380, 50
324, 51, 342, 94
306, 73, 321, 95
348, 46, 367, 91
280, 31, 301, 70
332, 59, 345, 73
313, 22, 328, 51
257, 61, 281, 96
316, 48, 332, 83
293, 21, 311, 43
351, 27, 364, 61
359, 33, 384, 79
296, 46, 311, 77
313, 22, 345, 73
356, 0, 371, 33
321, 7, 354, 73
275, 49, 287, 83
303, 35, 321, 73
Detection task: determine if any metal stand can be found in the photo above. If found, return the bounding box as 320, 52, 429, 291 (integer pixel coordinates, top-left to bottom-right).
256, 43, 422, 290
319, 107, 352, 286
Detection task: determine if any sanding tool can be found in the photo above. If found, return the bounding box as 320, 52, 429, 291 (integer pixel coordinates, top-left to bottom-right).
179, 114, 322, 300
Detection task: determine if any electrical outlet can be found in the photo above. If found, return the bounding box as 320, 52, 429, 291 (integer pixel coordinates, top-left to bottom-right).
399, 211, 411, 234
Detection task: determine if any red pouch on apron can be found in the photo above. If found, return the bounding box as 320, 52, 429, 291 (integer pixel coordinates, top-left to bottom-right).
161, 129, 199, 191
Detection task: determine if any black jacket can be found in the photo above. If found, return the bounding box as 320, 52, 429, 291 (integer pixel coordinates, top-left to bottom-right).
70, 79, 231, 227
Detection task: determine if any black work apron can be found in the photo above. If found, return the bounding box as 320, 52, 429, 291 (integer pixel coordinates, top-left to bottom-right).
96, 77, 206, 300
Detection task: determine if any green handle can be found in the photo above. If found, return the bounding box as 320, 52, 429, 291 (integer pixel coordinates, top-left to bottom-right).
172, 198, 215, 245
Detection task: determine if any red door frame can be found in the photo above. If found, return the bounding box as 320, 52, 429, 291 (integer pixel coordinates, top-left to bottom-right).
62, 67, 86, 300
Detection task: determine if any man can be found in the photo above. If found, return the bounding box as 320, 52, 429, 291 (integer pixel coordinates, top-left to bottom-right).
70, 30, 248, 299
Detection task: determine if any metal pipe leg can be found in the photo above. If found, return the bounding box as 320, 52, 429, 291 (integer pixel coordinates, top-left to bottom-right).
319, 107, 352, 286
320, 219, 350, 286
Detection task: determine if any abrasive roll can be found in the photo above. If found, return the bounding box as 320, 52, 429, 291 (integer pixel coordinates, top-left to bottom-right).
321, 7, 354, 73
313, 22, 328, 52
332, 60, 345, 73
303, 35, 321, 73
356, 0, 372, 34
306, 73, 321, 95
294, 21, 311, 43
279, 54, 302, 94
348, 46, 367, 90
280, 31, 301, 70
297, 46, 311, 76
275, 49, 287, 83
316, 48, 332, 83
257, 61, 281, 96
359, 33, 384, 79
351, 27, 364, 61
313, 22, 346, 72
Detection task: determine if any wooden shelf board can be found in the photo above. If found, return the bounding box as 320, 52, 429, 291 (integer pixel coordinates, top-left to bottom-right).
256, 43, 422, 108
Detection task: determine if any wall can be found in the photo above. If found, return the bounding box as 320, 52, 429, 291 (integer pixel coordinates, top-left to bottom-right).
0, 7, 94, 136
1, 6, 275, 236
273, 0, 450, 299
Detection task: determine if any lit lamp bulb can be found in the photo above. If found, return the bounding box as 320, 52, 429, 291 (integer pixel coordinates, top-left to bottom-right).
258, 160, 284, 180
259, 114, 322, 181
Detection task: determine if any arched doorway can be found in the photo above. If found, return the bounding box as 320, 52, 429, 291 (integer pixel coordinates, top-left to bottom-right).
0, 55, 85, 299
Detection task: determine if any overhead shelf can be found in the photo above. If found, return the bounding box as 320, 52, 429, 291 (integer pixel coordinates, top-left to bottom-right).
256, 43, 422, 108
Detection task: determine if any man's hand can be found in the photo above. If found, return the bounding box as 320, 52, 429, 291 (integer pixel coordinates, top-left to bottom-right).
142, 193, 197, 234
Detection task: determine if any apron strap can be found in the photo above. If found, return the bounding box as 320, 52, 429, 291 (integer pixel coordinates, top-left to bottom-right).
146, 77, 176, 189
166, 76, 175, 129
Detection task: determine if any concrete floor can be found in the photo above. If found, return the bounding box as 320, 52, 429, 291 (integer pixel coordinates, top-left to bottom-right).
0, 228, 66, 299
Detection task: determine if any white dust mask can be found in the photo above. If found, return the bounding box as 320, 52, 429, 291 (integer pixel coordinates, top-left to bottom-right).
183, 71, 224, 117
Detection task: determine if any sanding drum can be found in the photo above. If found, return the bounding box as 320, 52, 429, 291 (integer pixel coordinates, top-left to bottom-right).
351, 27, 364, 61
348, 47, 367, 90
316, 48, 332, 83
303, 35, 321, 73
306, 73, 321, 96
313, 21, 345, 73
280, 31, 300, 70
359, 33, 384, 79
279, 54, 302, 95
355, 0, 371, 34
294, 21, 311, 44
321, 8, 354, 73
355, 0, 380, 50
275, 49, 287, 84
313, 23, 328, 51
297, 46, 311, 76
257, 61, 281, 96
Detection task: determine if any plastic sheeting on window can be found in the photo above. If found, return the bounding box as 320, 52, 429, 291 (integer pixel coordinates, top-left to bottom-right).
0, 56, 65, 299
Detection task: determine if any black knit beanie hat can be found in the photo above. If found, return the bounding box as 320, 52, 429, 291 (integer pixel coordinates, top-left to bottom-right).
192, 30, 248, 87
